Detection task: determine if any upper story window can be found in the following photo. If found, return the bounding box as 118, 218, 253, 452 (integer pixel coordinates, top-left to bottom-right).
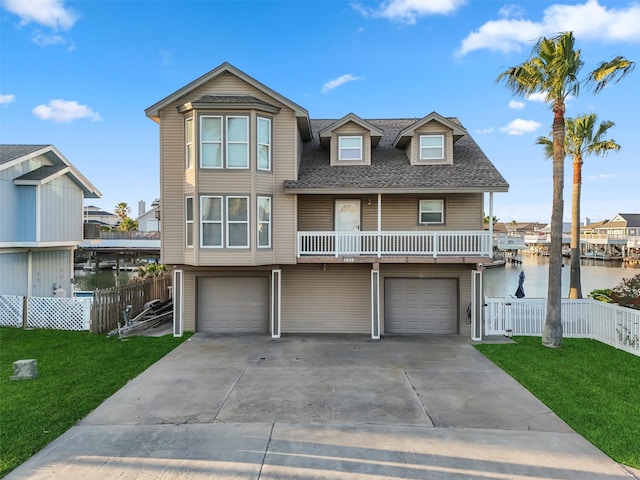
201, 195, 223, 247
419, 135, 444, 161
199, 195, 250, 248
185, 118, 194, 169
419, 199, 444, 224
257, 117, 271, 171
257, 196, 271, 248
185, 196, 193, 247
200, 115, 249, 169
338, 136, 363, 161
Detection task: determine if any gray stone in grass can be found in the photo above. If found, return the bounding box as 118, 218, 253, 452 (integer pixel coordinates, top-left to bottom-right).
11, 359, 38, 380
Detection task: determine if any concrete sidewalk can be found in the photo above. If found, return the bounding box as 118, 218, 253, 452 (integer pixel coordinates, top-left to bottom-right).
6, 334, 636, 479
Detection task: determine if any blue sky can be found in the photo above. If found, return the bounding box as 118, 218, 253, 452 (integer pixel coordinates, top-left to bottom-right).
1, 0, 638, 222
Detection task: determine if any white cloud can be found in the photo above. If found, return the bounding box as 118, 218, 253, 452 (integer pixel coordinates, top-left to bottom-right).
33, 99, 101, 123
31, 30, 74, 49
355, 0, 466, 24
321, 74, 361, 94
526, 92, 548, 103
500, 118, 542, 135
0, 94, 15, 104
476, 127, 494, 134
508, 100, 525, 109
3, 0, 77, 30
458, 0, 640, 56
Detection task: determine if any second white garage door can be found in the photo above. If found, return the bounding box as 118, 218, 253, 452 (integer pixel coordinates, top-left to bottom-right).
384, 278, 457, 334
198, 277, 268, 333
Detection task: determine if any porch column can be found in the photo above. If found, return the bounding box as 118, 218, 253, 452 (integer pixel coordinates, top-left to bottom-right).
271, 269, 281, 339
489, 192, 494, 259
471, 269, 483, 341
371, 265, 380, 340
172, 269, 184, 337
377, 193, 382, 258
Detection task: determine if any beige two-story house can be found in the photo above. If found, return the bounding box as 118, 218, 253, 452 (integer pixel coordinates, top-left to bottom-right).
145, 63, 508, 339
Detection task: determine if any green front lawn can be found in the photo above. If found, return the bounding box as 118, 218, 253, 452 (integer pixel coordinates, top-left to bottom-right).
475, 337, 640, 469
0, 328, 192, 478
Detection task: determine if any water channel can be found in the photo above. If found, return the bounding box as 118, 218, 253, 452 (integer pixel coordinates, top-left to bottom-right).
74, 256, 638, 298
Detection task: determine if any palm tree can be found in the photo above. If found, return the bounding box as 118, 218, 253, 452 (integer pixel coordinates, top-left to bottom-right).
497, 31, 634, 348
537, 114, 620, 299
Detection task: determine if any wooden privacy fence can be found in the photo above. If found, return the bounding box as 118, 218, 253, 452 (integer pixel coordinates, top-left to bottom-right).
91, 272, 172, 334
485, 297, 640, 357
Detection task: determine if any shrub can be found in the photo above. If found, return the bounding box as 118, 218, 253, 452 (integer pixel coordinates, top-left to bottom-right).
610, 273, 640, 310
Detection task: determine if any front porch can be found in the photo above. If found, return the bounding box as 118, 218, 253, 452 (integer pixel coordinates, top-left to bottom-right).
297, 230, 492, 260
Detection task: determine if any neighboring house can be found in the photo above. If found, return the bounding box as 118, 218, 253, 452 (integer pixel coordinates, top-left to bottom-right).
84, 205, 119, 227
0, 145, 101, 297
137, 199, 161, 233
145, 63, 509, 338
595, 214, 640, 238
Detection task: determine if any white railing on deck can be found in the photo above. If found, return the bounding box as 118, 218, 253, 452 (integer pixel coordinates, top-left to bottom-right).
297, 231, 491, 258
485, 297, 640, 357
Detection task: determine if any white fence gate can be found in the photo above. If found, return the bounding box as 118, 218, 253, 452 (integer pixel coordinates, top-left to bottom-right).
485, 297, 640, 357
0, 295, 92, 331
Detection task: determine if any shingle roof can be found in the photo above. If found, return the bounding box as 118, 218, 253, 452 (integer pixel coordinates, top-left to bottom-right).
0, 144, 49, 165
283, 119, 509, 192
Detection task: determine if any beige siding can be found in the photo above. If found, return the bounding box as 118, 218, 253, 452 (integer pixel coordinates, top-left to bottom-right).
380, 264, 472, 337
281, 264, 370, 333
330, 122, 371, 166
156, 71, 300, 267
298, 194, 483, 232
182, 271, 197, 331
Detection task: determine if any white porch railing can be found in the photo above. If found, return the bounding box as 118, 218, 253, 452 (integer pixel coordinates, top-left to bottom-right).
0, 295, 92, 331
297, 231, 491, 258
485, 297, 640, 357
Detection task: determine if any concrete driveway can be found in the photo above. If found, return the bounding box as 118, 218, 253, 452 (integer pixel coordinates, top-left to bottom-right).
6, 334, 636, 479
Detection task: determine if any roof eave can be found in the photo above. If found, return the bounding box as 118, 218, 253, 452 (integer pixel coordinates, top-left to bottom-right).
282, 186, 509, 195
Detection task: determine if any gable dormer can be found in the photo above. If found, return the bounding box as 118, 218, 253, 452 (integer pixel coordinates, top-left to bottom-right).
319, 113, 383, 166
393, 112, 467, 166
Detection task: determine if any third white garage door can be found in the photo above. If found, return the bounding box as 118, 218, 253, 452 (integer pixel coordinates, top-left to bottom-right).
198, 277, 268, 333
384, 278, 457, 334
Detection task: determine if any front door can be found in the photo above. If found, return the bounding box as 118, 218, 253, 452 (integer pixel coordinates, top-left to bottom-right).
335, 199, 361, 255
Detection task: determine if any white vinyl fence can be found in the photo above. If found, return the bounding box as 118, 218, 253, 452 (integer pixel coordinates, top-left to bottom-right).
485, 297, 640, 356
0, 295, 91, 331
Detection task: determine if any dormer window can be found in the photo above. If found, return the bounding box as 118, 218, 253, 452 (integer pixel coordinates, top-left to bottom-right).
338, 136, 363, 161
419, 135, 444, 161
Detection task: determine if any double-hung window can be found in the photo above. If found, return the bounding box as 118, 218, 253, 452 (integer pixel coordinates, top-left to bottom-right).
185, 118, 194, 169
200, 196, 223, 247
201, 116, 222, 168
338, 136, 362, 161
200, 116, 249, 168
226, 197, 249, 247
419, 135, 444, 161
257, 196, 271, 248
257, 117, 271, 170
419, 199, 444, 224
226, 116, 249, 168
185, 196, 193, 247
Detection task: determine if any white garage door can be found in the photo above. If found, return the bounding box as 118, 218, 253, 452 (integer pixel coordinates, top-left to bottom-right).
385, 278, 457, 334
198, 277, 268, 333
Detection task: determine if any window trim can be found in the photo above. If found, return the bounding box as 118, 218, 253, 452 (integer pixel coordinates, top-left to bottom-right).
226, 196, 250, 248
200, 195, 223, 248
226, 116, 249, 169
200, 115, 223, 169
419, 134, 445, 161
257, 117, 272, 171
257, 196, 271, 248
338, 135, 363, 161
185, 117, 194, 169
185, 196, 193, 248
418, 199, 445, 225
